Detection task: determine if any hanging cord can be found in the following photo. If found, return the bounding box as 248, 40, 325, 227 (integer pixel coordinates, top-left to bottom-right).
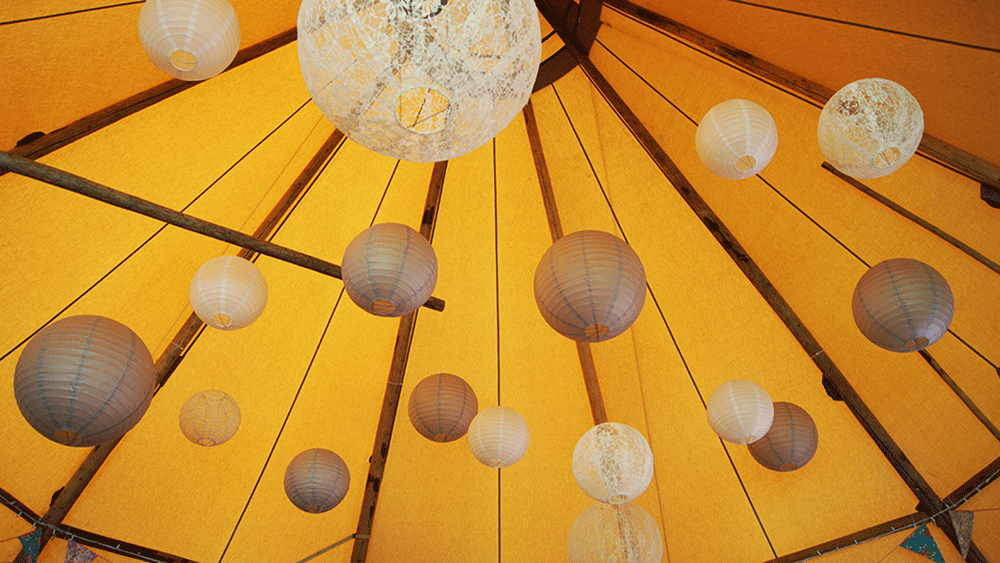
492, 139, 503, 563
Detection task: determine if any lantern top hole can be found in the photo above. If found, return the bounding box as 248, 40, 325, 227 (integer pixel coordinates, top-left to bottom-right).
170, 49, 197, 71
735, 155, 756, 172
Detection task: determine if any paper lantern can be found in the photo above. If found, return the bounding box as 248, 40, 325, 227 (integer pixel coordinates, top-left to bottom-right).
138, 0, 241, 81
695, 99, 778, 180
284, 448, 350, 513
534, 231, 646, 342
706, 380, 774, 445
568, 502, 664, 563
408, 373, 478, 442
572, 423, 654, 504
342, 223, 437, 317
467, 406, 529, 468
852, 258, 953, 352
749, 402, 818, 471
818, 78, 923, 179
14, 315, 155, 447
297, 0, 540, 162
179, 390, 241, 446
190, 255, 268, 330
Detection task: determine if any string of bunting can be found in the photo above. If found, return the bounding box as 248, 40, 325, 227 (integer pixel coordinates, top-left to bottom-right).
874, 506, 996, 563
0, 530, 112, 563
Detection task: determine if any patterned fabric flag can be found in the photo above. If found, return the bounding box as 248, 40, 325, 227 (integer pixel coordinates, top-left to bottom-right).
17, 528, 43, 563
949, 511, 975, 560
65, 539, 99, 563
900, 523, 945, 563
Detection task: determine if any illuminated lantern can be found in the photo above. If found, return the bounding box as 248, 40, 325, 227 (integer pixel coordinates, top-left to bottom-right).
179, 390, 241, 446
749, 402, 818, 471
534, 231, 646, 342
572, 423, 654, 504
14, 315, 155, 447
467, 406, 529, 468
818, 78, 923, 179
568, 502, 664, 563
342, 223, 437, 317
695, 99, 778, 180
408, 373, 478, 442
138, 0, 242, 81
190, 255, 268, 330
852, 258, 953, 352
284, 448, 351, 513
706, 380, 774, 445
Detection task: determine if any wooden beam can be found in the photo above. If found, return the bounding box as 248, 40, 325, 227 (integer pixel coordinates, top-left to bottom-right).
768, 512, 925, 563
0, 150, 446, 312
351, 161, 447, 563
4, 28, 297, 167
533, 0, 603, 92
822, 162, 1000, 276
523, 100, 609, 425
12, 132, 345, 562
602, 0, 1000, 188
562, 39, 978, 560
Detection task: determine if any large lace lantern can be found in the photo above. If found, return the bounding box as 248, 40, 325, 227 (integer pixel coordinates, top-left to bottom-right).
409, 373, 478, 442
695, 99, 778, 180
568, 502, 664, 563
467, 406, 530, 468
572, 423, 654, 504
297, 0, 541, 162
706, 380, 774, 445
190, 256, 268, 330
138, 0, 242, 81
852, 258, 953, 352
818, 78, 923, 179
284, 448, 351, 513
179, 390, 241, 446
534, 231, 646, 342
748, 402, 818, 472
342, 223, 438, 317
14, 315, 155, 447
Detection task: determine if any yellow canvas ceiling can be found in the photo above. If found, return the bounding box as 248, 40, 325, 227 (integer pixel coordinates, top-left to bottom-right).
0, 1, 997, 563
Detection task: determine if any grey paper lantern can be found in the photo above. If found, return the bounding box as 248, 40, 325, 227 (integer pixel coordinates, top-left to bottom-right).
284, 448, 351, 513
534, 231, 646, 342
14, 315, 156, 447
818, 78, 923, 179
342, 223, 438, 317
568, 502, 664, 563
706, 380, 774, 445
852, 258, 953, 352
749, 402, 818, 472
467, 406, 530, 468
572, 423, 654, 505
695, 99, 778, 180
179, 389, 241, 446
297, 0, 541, 162
190, 255, 268, 330
408, 373, 478, 442
138, 0, 241, 81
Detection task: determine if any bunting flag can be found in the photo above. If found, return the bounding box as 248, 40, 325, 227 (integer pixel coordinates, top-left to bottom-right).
949, 511, 975, 560
17, 528, 43, 563
900, 523, 945, 563
65, 539, 100, 563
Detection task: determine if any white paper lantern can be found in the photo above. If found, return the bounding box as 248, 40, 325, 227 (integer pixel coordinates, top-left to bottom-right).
568, 502, 664, 563
284, 448, 351, 513
695, 99, 778, 180
467, 406, 529, 468
179, 389, 241, 446
297, 0, 541, 162
749, 402, 818, 472
852, 258, 953, 352
190, 255, 268, 330
534, 231, 646, 342
14, 315, 155, 447
138, 0, 241, 81
818, 78, 923, 179
706, 380, 774, 445
408, 373, 478, 442
342, 223, 437, 317
572, 423, 654, 505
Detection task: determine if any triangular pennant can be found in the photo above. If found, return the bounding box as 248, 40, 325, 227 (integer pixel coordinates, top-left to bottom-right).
900, 523, 945, 563
17, 529, 43, 563
65, 539, 99, 563
949, 511, 975, 560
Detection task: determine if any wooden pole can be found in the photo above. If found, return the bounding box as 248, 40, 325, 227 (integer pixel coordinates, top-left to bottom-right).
523, 100, 609, 425
0, 150, 445, 312
351, 161, 447, 563
562, 40, 984, 561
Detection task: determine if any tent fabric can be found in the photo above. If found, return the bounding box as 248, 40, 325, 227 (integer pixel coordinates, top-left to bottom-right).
1, 1, 998, 562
